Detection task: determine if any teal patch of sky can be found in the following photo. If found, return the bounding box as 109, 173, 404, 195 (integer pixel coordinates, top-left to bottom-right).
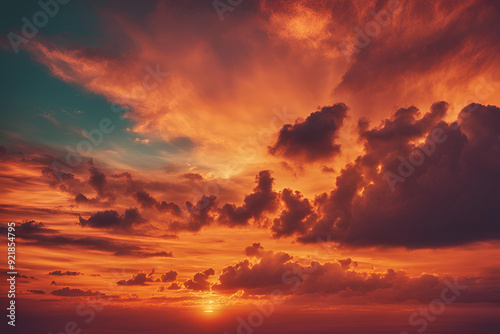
0, 0, 193, 169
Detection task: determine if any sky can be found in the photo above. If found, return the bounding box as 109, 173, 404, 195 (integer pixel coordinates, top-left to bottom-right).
0, 0, 499, 333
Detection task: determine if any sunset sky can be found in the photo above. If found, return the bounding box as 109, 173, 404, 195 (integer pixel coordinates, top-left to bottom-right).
1, 1, 499, 333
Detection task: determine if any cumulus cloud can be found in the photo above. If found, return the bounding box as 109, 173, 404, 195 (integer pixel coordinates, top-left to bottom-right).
296, 103, 500, 248
337, 258, 358, 270
184, 268, 215, 292
169, 195, 217, 232
212, 244, 491, 303
182, 173, 203, 181
78, 208, 147, 230
218, 170, 278, 226
268, 104, 348, 163
52, 287, 102, 297
244, 242, 265, 257
16, 220, 57, 234
271, 188, 315, 238
88, 166, 113, 200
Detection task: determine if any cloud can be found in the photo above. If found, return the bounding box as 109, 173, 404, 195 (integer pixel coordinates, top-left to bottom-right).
296, 103, 500, 248
88, 166, 112, 200
212, 244, 493, 304
19, 233, 172, 257
133, 190, 181, 215
78, 208, 147, 230
161, 270, 178, 283
52, 287, 102, 297
271, 188, 315, 238
117, 270, 157, 286
212, 246, 293, 294
244, 242, 265, 257
169, 195, 218, 232
182, 173, 204, 181
268, 104, 348, 163
28, 290, 46, 295
49, 271, 82, 276
167, 282, 181, 290
218, 170, 278, 226
156, 201, 182, 215
337, 258, 358, 270
133, 190, 158, 208
16, 220, 58, 234
184, 268, 215, 292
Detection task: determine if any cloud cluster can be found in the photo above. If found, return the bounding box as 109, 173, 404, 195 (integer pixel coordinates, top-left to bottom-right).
218, 170, 278, 226
78, 208, 147, 230
117, 270, 157, 286
49, 270, 82, 276
212, 244, 493, 304
184, 268, 215, 292
133, 190, 181, 215
19, 230, 172, 257
296, 103, 500, 248
268, 104, 348, 163
51, 287, 102, 297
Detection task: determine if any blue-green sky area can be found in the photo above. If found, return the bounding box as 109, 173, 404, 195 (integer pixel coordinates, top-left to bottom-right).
0, 0, 190, 170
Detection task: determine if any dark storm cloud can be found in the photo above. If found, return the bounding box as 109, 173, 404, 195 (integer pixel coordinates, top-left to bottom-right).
296, 103, 500, 248
268, 104, 348, 163
184, 268, 215, 292
218, 170, 278, 226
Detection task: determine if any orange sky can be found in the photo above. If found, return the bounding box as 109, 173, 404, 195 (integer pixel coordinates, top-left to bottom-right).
1, 1, 500, 333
